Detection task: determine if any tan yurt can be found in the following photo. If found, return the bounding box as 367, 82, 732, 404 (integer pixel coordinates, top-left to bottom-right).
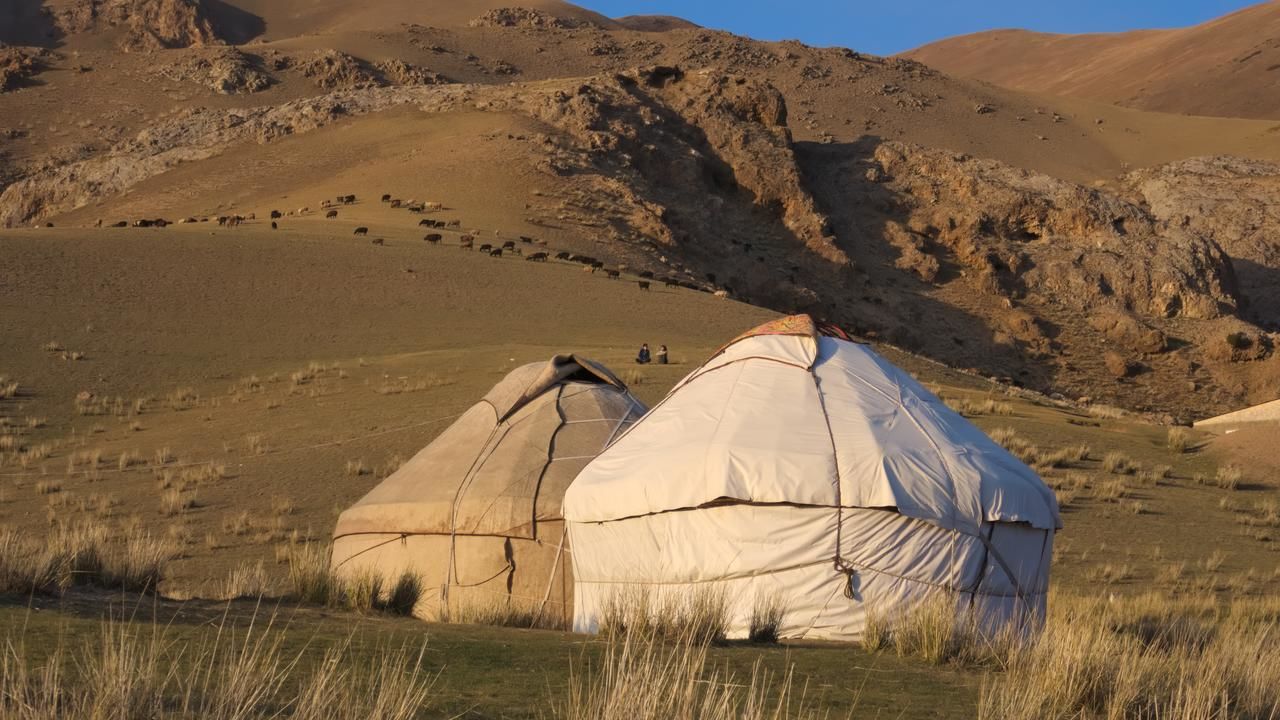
565, 316, 1060, 641
332, 355, 646, 626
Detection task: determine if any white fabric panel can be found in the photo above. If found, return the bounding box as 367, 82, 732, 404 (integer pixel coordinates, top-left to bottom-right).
570, 504, 1049, 640
673, 332, 818, 390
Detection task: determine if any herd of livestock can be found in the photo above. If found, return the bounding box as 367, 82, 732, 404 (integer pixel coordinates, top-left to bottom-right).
89, 193, 732, 296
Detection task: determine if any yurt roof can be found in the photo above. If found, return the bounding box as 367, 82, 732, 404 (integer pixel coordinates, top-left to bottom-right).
564, 316, 1060, 535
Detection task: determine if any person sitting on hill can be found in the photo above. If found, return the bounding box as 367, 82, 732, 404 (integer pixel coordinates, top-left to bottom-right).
636, 343, 651, 364
656, 345, 668, 365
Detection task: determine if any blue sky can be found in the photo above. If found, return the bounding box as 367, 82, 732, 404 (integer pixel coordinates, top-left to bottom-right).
576, 1, 1264, 56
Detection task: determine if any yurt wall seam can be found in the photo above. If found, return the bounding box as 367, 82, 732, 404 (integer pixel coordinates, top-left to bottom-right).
528, 384, 568, 540
808, 368, 853, 587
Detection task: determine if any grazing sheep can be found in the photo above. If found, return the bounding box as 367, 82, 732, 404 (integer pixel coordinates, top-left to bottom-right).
381, 194, 392, 203
591, 261, 604, 270
459, 237, 473, 250
408, 204, 424, 213
446, 220, 461, 228
460, 234, 475, 244
270, 210, 282, 219
526, 252, 548, 262
478, 244, 492, 252
111, 221, 128, 228
606, 270, 620, 280
325, 210, 338, 219
638, 281, 651, 291
390, 200, 402, 208
555, 251, 571, 261
153, 219, 169, 228
271, 221, 278, 230
489, 248, 503, 257
639, 270, 654, 279
424, 202, 443, 211
297, 207, 309, 215
502, 240, 516, 250
583, 265, 595, 274
134, 219, 154, 228
424, 233, 442, 244
226, 216, 242, 228
321, 200, 333, 209
343, 194, 356, 204
371, 238, 384, 246
419, 219, 433, 226
519, 236, 534, 244
714, 290, 729, 299
664, 277, 679, 288
354, 227, 369, 236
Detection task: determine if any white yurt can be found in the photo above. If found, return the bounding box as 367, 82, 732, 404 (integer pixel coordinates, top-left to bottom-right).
332, 354, 646, 626
564, 316, 1060, 641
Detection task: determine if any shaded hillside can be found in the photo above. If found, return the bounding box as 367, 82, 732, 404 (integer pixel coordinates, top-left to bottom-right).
903, 2, 1280, 120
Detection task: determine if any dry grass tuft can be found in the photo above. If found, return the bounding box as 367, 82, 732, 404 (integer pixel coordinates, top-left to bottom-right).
0, 521, 175, 594
1215, 465, 1245, 490
599, 586, 732, 644
1166, 426, 1192, 453
1102, 451, 1137, 475
747, 591, 786, 644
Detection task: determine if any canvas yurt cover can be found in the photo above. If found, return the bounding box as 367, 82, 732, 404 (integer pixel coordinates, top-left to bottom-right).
332, 355, 646, 625
564, 316, 1060, 641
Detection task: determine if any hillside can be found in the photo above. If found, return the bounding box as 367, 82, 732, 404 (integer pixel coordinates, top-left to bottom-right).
2, 0, 1279, 418
903, 1, 1280, 120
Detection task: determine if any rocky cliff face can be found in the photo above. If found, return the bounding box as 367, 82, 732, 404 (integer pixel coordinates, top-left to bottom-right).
51, 0, 225, 50
1126, 157, 1280, 328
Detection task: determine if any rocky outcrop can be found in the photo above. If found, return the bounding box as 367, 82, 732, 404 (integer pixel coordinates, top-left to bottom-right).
295, 50, 382, 90
1125, 156, 1280, 327
468, 8, 595, 30
0, 46, 47, 92
157, 48, 269, 94
51, 0, 224, 51
869, 143, 1240, 323
375, 59, 449, 86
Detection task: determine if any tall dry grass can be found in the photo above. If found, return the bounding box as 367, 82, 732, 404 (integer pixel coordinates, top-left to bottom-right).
0, 522, 174, 595
0, 613, 435, 719
284, 544, 422, 617
978, 593, 1280, 719
551, 628, 833, 720
598, 585, 732, 644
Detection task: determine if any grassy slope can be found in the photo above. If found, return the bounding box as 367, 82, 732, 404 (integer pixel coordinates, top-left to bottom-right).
0, 591, 978, 718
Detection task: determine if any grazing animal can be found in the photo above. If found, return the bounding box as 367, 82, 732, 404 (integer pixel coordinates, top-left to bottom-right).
591, 261, 604, 270
424, 233, 442, 244
714, 290, 729, 299
216, 216, 228, 226
271, 222, 278, 230
526, 252, 548, 262
424, 202, 443, 211
354, 227, 369, 236
606, 270, 620, 280
419, 219, 432, 226
381, 194, 392, 202
489, 248, 503, 257
478, 244, 492, 253
664, 277, 679, 288
408, 204, 424, 213
555, 251, 571, 261
502, 241, 516, 251
298, 207, 309, 215
639, 270, 654, 279
111, 221, 127, 228
153, 219, 169, 228
519, 236, 534, 244
460, 234, 475, 244
371, 238, 385, 246
226, 216, 241, 228
446, 220, 461, 228
325, 210, 338, 219
459, 237, 473, 250
638, 281, 651, 291
343, 194, 356, 204
584, 265, 595, 274
390, 200, 402, 208
270, 210, 282, 219
321, 200, 332, 209
134, 219, 154, 228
